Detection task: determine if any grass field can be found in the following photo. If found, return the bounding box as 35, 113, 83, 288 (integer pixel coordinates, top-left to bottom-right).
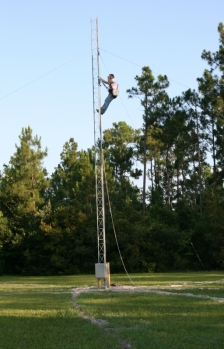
0, 272, 224, 349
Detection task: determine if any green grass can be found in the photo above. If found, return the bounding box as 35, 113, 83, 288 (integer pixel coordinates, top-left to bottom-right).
0, 275, 119, 349
111, 271, 224, 287
0, 274, 96, 288
77, 291, 224, 349
0, 272, 224, 349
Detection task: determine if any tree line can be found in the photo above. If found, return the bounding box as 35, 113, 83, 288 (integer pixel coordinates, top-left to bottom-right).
0, 23, 224, 275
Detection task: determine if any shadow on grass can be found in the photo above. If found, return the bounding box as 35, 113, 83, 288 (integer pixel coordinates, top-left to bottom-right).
0, 315, 120, 349
0, 291, 119, 349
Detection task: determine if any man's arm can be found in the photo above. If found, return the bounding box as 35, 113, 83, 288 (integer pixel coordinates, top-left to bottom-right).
100, 77, 109, 84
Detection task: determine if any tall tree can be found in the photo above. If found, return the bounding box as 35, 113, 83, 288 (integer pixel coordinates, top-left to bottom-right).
43, 139, 97, 274
103, 121, 141, 180
102, 122, 142, 214
151, 97, 190, 208
0, 126, 48, 273
49, 138, 95, 213
127, 66, 169, 213
183, 89, 208, 217
0, 126, 48, 221
197, 23, 224, 189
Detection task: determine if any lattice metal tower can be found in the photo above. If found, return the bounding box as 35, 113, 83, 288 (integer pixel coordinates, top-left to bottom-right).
91, 19, 110, 288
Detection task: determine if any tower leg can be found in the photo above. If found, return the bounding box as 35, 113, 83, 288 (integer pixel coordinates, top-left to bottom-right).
106, 262, 110, 288
97, 279, 102, 289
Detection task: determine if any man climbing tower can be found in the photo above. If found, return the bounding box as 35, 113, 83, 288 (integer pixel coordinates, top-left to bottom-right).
97, 74, 118, 115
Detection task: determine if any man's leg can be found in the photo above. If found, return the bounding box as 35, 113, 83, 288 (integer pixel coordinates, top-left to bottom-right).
101, 93, 114, 114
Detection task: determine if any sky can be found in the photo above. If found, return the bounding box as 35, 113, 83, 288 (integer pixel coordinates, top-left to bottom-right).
1, 0, 224, 176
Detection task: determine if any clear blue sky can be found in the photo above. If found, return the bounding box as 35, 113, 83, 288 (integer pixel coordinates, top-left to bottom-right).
1, 0, 223, 175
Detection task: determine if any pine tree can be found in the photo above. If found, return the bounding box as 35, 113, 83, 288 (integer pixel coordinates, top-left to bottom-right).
103, 121, 141, 180
197, 23, 224, 189
0, 126, 48, 273
127, 66, 169, 213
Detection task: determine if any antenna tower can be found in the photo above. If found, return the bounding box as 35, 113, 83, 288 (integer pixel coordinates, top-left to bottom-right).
91, 18, 110, 288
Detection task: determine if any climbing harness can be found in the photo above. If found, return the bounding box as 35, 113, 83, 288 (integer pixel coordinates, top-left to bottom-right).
101, 81, 119, 98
